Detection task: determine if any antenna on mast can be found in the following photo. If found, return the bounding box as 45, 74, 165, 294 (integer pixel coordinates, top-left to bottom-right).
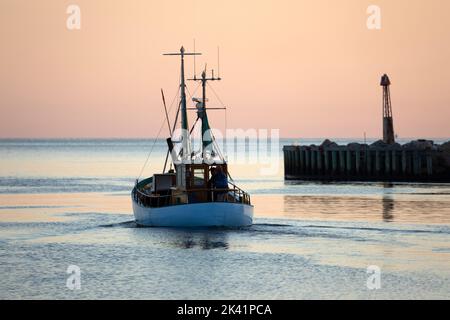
193, 39, 197, 80
217, 46, 220, 78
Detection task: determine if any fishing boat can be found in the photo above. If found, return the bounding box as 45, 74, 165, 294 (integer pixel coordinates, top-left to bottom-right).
131, 46, 253, 227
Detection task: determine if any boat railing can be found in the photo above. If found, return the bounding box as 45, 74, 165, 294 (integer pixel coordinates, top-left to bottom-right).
132, 182, 251, 208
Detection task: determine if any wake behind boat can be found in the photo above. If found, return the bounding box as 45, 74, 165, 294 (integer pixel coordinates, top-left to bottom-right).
131, 46, 254, 227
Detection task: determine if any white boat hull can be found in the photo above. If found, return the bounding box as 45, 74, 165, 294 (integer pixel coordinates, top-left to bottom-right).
132, 198, 253, 227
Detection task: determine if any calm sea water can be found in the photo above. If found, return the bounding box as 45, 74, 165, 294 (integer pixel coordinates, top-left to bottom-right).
1, 138, 450, 299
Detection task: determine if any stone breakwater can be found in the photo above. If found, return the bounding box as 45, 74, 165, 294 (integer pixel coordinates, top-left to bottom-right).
283, 139, 450, 182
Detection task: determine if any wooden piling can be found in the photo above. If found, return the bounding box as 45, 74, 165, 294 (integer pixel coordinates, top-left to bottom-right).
366, 150, 372, 175
426, 153, 433, 176
305, 149, 310, 170
413, 151, 420, 175
391, 150, 397, 174
332, 150, 337, 173
340, 150, 346, 173
324, 150, 329, 172
402, 150, 407, 174
355, 150, 361, 174
311, 150, 316, 172
385, 150, 391, 174
317, 151, 322, 172
375, 150, 380, 175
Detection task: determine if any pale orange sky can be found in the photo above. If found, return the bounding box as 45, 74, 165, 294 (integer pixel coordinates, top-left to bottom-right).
0, 0, 449, 138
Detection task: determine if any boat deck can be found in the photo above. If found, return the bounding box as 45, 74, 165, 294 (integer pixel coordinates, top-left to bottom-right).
132, 177, 251, 209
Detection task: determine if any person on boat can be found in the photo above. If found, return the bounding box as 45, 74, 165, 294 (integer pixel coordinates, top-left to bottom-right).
207, 167, 217, 201
210, 166, 228, 202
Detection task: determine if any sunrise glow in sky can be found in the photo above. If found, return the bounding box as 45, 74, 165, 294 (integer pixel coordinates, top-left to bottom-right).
1, 0, 449, 138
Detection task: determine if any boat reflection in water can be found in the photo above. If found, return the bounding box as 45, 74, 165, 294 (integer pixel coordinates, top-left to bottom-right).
171, 231, 230, 250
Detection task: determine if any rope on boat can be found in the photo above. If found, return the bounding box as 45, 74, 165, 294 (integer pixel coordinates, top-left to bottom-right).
207, 82, 226, 109
186, 82, 201, 102
206, 83, 234, 182
136, 86, 180, 181
206, 82, 228, 158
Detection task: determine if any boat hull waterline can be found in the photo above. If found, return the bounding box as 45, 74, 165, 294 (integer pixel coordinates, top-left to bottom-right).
132, 198, 254, 227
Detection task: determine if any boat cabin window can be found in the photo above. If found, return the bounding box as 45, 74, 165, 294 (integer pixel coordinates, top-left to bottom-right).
152, 173, 175, 192
193, 168, 206, 186
186, 164, 209, 189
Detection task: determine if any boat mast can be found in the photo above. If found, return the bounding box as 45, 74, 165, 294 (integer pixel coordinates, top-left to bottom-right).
163, 46, 201, 160
180, 47, 188, 134
200, 70, 214, 151
189, 68, 222, 158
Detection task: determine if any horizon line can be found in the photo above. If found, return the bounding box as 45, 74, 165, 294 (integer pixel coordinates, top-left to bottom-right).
0, 136, 449, 140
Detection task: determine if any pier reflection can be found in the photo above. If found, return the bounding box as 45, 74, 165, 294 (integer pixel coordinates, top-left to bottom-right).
283, 194, 398, 222
280, 190, 450, 224
382, 183, 395, 222
382, 195, 395, 222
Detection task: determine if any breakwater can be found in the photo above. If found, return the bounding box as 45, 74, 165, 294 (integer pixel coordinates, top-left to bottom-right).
283, 139, 450, 182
